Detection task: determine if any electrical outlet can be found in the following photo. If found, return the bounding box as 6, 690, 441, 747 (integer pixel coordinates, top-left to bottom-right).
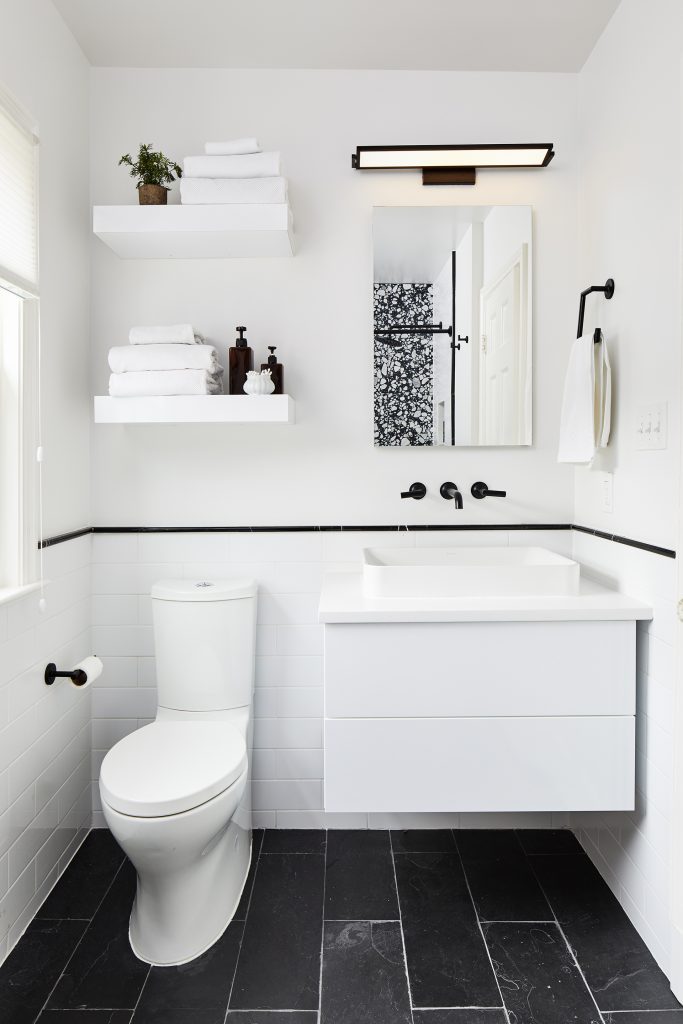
636, 402, 667, 450
600, 472, 614, 514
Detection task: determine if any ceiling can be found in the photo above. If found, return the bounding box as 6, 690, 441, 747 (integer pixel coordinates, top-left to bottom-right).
51, 0, 621, 71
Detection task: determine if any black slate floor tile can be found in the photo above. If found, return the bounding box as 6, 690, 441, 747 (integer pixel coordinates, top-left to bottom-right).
226, 1014, 318, 1022
603, 1014, 683, 1022
413, 1012, 507, 1023
516, 828, 583, 856
39, 1013, 133, 1022
456, 829, 552, 922
234, 829, 264, 920
132, 920, 242, 1024
47, 862, 150, 1010
531, 854, 682, 1012
0, 919, 87, 1024
325, 829, 398, 919
261, 829, 326, 854
321, 920, 412, 1024
484, 921, 602, 1023
391, 829, 456, 852
37, 829, 125, 921
394, 851, 500, 1009
230, 853, 324, 1011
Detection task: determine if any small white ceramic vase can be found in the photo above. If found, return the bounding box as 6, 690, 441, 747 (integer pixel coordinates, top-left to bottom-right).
243, 369, 275, 396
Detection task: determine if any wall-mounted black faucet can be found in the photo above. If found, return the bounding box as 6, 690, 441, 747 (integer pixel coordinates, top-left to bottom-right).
440, 482, 463, 509
400, 482, 427, 500
471, 481, 507, 500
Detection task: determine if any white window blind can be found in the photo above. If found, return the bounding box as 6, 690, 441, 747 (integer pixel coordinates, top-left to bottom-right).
0, 96, 37, 294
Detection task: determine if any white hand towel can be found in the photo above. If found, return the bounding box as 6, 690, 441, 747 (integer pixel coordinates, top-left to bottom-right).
109, 343, 222, 374
205, 138, 260, 156
180, 177, 287, 205
128, 324, 203, 346
109, 369, 223, 397
183, 152, 281, 179
557, 334, 596, 464
595, 333, 612, 448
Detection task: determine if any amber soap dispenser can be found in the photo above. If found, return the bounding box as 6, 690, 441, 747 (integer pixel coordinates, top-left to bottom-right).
261, 346, 284, 394
228, 325, 253, 394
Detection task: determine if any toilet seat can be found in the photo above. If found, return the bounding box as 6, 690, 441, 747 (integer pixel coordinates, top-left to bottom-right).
100, 721, 247, 817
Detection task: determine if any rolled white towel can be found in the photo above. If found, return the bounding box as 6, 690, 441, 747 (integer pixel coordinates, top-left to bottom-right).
180, 177, 288, 205
129, 324, 204, 346
109, 369, 224, 397
205, 138, 261, 156
109, 343, 222, 374
183, 152, 281, 179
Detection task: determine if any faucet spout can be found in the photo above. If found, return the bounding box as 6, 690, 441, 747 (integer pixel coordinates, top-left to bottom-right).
440, 481, 463, 509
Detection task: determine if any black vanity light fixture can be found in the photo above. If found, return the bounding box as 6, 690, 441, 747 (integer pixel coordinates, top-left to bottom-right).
351, 143, 555, 185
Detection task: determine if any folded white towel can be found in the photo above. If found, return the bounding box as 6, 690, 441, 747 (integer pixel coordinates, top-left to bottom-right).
129, 324, 203, 346
558, 333, 612, 464
205, 138, 260, 156
180, 177, 288, 205
109, 343, 222, 374
183, 152, 281, 179
109, 369, 224, 397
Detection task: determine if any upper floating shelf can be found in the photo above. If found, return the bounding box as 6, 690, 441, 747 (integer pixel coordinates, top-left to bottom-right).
94, 394, 295, 424
93, 204, 294, 259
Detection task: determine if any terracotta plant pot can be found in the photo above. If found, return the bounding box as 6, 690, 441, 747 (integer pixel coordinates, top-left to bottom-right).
138, 183, 168, 205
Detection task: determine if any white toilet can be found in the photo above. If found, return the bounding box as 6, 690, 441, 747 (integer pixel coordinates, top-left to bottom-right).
99, 578, 257, 967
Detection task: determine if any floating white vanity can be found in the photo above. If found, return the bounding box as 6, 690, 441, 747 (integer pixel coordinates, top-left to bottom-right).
319, 547, 651, 815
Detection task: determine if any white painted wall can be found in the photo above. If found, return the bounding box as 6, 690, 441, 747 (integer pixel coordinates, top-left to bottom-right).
89, 69, 578, 527
0, 0, 92, 965
571, 0, 683, 978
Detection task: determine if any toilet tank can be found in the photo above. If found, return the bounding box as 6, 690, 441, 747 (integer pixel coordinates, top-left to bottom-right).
151, 579, 257, 712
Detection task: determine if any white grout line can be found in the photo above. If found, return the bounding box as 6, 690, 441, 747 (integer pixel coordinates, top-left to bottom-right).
388, 829, 416, 1024
451, 830, 511, 1024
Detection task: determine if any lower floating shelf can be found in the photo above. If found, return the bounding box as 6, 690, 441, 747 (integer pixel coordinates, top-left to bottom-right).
94, 394, 295, 424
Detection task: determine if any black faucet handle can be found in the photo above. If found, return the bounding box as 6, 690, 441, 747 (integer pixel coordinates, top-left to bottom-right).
471, 481, 507, 499
401, 482, 426, 500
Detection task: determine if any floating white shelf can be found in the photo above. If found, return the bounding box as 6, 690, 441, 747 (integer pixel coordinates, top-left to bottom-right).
94, 394, 295, 424
93, 203, 294, 259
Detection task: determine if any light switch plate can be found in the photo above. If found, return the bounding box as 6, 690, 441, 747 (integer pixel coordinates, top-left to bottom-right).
600, 472, 614, 513
636, 402, 667, 450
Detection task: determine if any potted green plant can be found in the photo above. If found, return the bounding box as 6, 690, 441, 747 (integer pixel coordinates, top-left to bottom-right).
118, 143, 183, 205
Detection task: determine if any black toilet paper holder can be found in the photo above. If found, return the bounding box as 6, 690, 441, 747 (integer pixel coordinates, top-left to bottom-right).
44, 663, 88, 687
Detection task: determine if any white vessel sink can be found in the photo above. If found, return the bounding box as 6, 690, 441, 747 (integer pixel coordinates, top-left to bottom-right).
362, 546, 580, 599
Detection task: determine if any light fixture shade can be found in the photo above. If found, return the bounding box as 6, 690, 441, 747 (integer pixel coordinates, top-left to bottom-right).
351, 143, 554, 172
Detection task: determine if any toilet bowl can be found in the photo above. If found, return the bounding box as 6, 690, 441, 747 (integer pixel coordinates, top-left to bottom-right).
99, 578, 257, 966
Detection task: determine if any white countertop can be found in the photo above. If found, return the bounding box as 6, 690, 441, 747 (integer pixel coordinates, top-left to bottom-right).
318, 572, 652, 623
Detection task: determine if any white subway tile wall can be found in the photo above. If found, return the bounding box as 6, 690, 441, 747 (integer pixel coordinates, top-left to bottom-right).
89, 528, 575, 833
570, 530, 676, 976
0, 534, 92, 963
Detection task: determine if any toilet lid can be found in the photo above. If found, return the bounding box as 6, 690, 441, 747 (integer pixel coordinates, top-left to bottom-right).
100, 721, 247, 817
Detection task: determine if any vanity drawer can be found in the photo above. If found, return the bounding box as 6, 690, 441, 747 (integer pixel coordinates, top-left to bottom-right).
324, 620, 635, 718
324, 716, 635, 813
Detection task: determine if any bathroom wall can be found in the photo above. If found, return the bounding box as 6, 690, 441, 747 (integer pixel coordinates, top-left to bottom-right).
89, 68, 578, 527
571, 0, 683, 977
0, 0, 92, 964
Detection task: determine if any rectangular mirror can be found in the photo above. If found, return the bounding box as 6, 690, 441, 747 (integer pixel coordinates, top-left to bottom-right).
373, 206, 532, 446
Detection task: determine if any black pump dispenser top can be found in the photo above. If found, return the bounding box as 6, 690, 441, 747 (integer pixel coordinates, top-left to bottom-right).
267, 346, 277, 365
236, 325, 248, 348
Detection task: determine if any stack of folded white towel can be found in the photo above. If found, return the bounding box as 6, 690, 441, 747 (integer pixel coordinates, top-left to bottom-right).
179, 138, 287, 205
108, 325, 224, 397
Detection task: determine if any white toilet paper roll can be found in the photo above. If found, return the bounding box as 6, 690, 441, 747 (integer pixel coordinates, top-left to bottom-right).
72, 655, 103, 689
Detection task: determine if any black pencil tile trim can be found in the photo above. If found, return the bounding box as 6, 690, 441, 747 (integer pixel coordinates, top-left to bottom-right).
41, 521, 676, 558
530, 854, 682, 1012
229, 853, 324, 1011
321, 921, 412, 1024
483, 921, 602, 1023
0, 919, 88, 1024
394, 850, 500, 1009
325, 830, 399, 920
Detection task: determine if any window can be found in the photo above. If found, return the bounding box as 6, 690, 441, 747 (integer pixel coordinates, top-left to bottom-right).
0, 88, 39, 590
